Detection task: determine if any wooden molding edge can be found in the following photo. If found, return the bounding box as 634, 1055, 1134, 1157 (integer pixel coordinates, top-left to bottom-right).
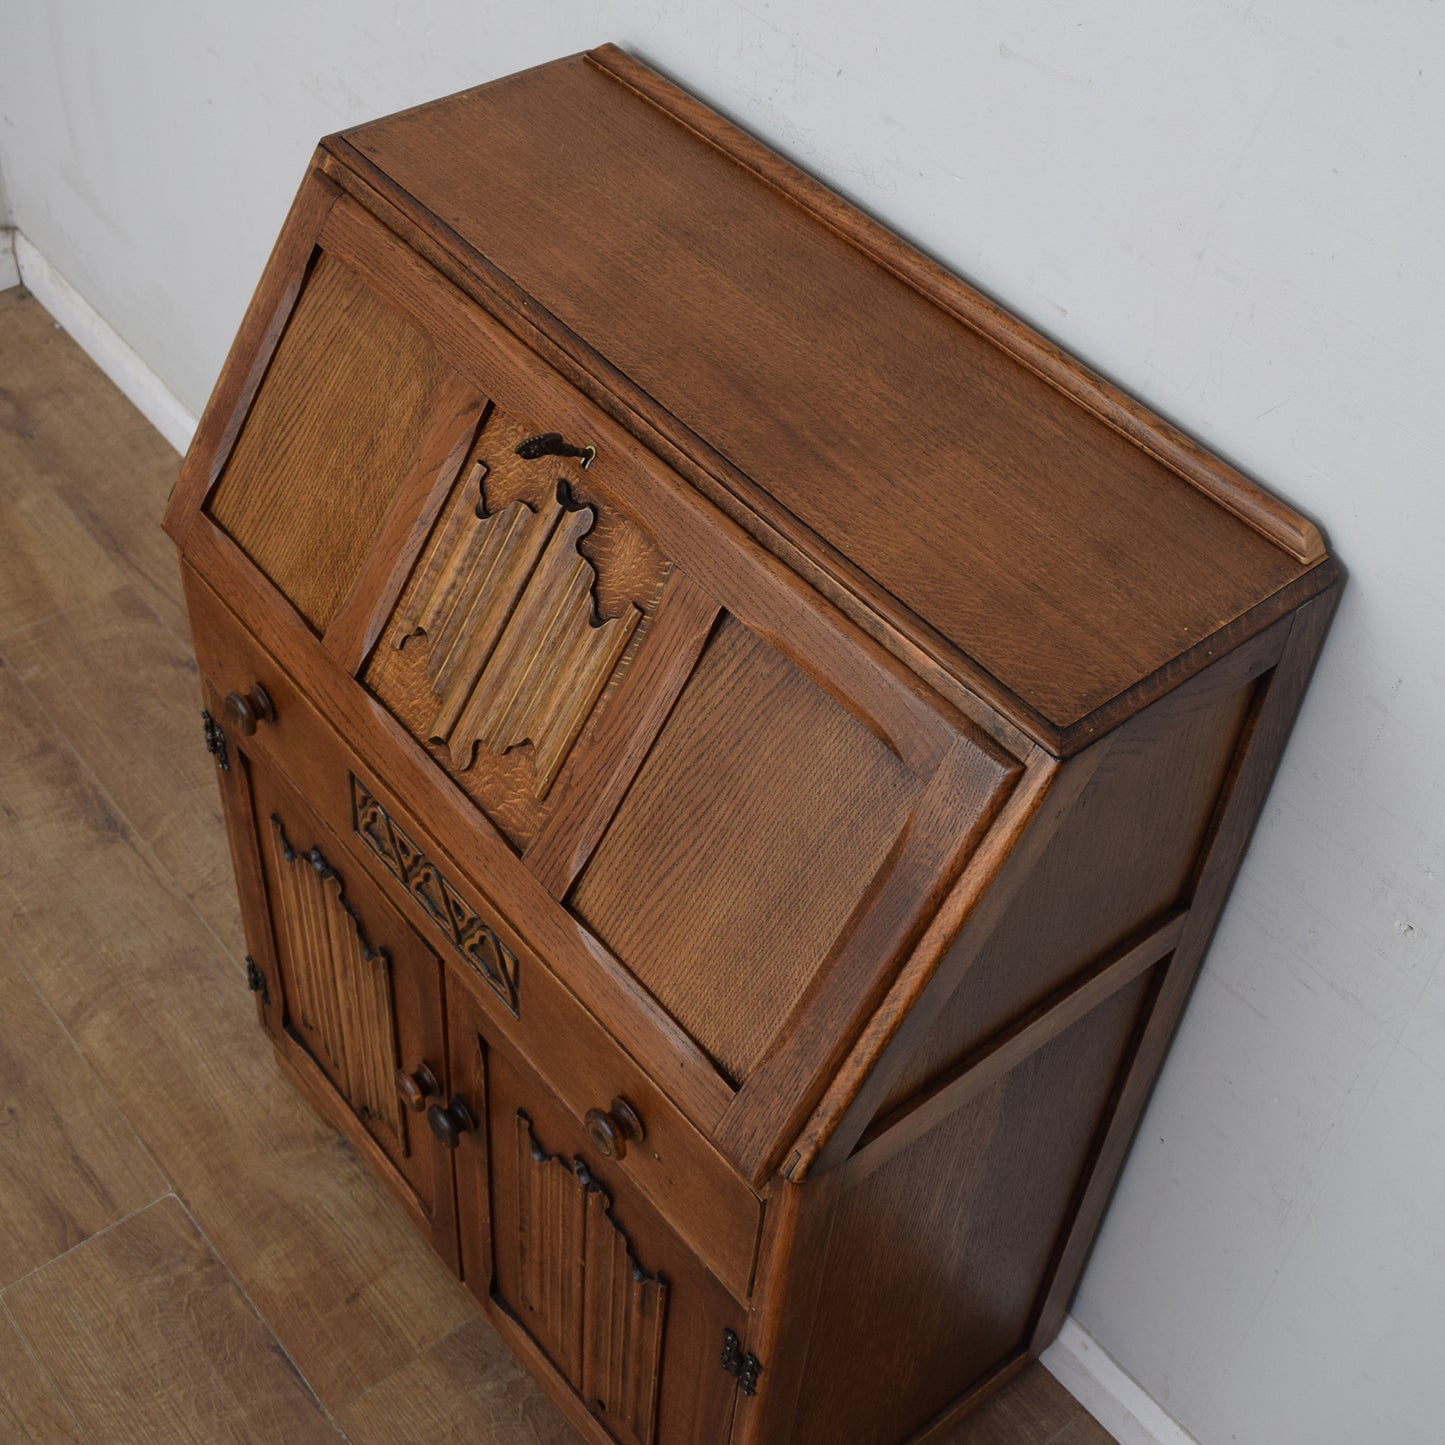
586, 43, 1325, 567
780, 745, 1061, 1182
316, 122, 1325, 760
846, 911, 1184, 1186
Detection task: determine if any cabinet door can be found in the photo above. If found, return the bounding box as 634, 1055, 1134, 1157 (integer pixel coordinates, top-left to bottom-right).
445, 979, 746, 1445
234, 750, 458, 1266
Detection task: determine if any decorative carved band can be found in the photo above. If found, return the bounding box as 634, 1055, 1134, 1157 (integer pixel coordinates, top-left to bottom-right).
515, 1111, 668, 1445
351, 776, 520, 1017
393, 466, 641, 798
266, 813, 402, 1146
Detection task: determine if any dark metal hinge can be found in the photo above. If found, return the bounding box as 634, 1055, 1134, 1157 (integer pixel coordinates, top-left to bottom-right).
245, 956, 269, 1005
201, 710, 229, 771
721, 1328, 763, 1398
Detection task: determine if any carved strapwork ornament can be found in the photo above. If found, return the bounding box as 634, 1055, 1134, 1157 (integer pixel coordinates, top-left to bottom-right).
396, 466, 640, 796
351, 776, 520, 1016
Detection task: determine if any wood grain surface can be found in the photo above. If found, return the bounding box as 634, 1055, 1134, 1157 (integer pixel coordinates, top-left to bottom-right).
0, 655, 472, 1406
0, 271, 1127, 1433
337, 1317, 577, 1444
6, 1198, 340, 1442
880, 661, 1262, 1117
0, 1304, 83, 1443
166, 48, 1334, 1439
928, 1361, 1101, 1444
0, 285, 472, 1426
572, 613, 922, 1084
790, 974, 1152, 1444
0, 283, 1119, 1442
1, 586, 243, 952
207, 253, 455, 630
1, 283, 189, 641
333, 49, 1324, 736
0, 947, 166, 1288
365, 392, 671, 850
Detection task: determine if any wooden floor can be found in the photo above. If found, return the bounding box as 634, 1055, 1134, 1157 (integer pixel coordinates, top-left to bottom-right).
0, 284, 1117, 1445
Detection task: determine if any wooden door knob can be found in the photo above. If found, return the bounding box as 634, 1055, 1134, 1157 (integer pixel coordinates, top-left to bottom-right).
224, 683, 275, 736
583, 1097, 645, 1160
426, 1095, 478, 1149
394, 1063, 441, 1113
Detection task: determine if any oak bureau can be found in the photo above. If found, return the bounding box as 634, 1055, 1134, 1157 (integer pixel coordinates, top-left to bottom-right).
163, 44, 1339, 1445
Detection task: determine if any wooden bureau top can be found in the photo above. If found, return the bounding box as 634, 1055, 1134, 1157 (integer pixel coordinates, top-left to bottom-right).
327, 44, 1333, 751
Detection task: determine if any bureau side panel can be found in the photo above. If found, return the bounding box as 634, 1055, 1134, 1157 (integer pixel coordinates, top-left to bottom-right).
787, 969, 1156, 1445
877, 658, 1260, 1117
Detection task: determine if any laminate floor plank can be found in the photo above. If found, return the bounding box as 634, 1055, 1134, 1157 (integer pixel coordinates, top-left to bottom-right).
933, 1362, 1088, 1443
0, 478, 134, 640
0, 945, 168, 1288
4, 1196, 340, 1443
0, 1302, 82, 1443
0, 661, 474, 1412
1048, 1413, 1122, 1445
2, 583, 243, 956
0, 288, 189, 640
337, 1316, 579, 1445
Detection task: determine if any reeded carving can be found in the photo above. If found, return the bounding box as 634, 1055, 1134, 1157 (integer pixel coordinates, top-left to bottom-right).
351, 776, 520, 1016
515, 1111, 668, 1445
394, 465, 642, 798
266, 814, 403, 1146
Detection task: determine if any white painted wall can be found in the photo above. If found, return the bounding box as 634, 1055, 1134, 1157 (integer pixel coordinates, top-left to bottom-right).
3, 5, 1442, 1442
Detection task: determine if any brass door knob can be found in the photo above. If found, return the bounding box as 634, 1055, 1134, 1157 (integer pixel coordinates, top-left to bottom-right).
224, 683, 275, 736
395, 1063, 441, 1113
426, 1095, 478, 1149
583, 1097, 645, 1160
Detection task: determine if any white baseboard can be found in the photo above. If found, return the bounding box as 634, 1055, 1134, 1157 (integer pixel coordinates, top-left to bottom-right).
12, 231, 198, 455
1044, 1317, 1201, 1445
0, 229, 19, 291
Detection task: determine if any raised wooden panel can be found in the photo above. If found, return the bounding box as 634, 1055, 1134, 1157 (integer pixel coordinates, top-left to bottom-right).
582, 1179, 671, 1445
206, 252, 456, 629
571, 614, 924, 1084
451, 997, 742, 1445
514, 1111, 669, 1445
263, 808, 405, 1148
245, 759, 452, 1241
879, 669, 1259, 1117
366, 402, 669, 850
791, 968, 1157, 1445
396, 473, 641, 786
514, 1110, 588, 1384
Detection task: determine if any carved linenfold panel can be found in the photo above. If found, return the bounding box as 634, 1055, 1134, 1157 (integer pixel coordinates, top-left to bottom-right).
365, 407, 670, 850
517, 1111, 588, 1385
515, 1112, 668, 1445
582, 1183, 670, 1445
265, 813, 404, 1147
396, 466, 641, 796
351, 776, 520, 1016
